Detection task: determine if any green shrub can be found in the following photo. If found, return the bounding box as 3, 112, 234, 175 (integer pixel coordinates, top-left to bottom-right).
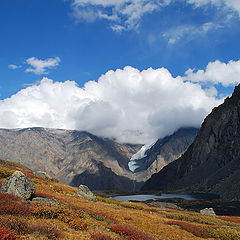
165, 211, 237, 226
208, 227, 240, 240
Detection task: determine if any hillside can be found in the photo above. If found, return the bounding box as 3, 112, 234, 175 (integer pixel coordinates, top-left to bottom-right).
1, 159, 240, 240
142, 85, 240, 201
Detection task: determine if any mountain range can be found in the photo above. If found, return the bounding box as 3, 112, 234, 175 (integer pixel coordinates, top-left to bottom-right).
0, 127, 197, 191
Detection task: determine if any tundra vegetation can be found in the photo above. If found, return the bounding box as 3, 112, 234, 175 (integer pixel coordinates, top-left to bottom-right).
1, 159, 240, 240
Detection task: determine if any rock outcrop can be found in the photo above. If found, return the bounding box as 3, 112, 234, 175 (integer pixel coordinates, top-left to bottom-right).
142, 85, 240, 201
1, 171, 35, 199
34, 171, 52, 180
77, 185, 97, 201
200, 208, 216, 215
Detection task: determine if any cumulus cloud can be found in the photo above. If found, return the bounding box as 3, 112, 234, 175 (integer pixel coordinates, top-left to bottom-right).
8, 64, 22, 70
71, 0, 170, 31
25, 57, 61, 75
0, 65, 225, 144
184, 60, 240, 86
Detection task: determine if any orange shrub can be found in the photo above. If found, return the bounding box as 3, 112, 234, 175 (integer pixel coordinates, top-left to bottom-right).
58, 214, 88, 231
0, 193, 30, 216
110, 224, 157, 240
0, 224, 18, 240
30, 202, 65, 219
167, 220, 210, 238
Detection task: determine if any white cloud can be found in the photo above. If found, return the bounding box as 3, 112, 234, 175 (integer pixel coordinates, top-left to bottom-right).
163, 22, 221, 44
71, 0, 170, 31
25, 57, 61, 75
69, 0, 240, 32
187, 0, 240, 15
184, 60, 240, 86
8, 64, 22, 70
0, 65, 224, 144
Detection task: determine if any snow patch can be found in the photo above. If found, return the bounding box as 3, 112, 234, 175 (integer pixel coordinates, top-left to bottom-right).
128, 141, 156, 172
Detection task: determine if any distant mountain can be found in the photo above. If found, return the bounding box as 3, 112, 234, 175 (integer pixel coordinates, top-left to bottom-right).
132, 127, 198, 181
0, 126, 197, 191
0, 128, 141, 191
142, 85, 240, 200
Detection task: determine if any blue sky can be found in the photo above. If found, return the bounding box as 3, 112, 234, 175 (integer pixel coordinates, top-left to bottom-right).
0, 0, 240, 143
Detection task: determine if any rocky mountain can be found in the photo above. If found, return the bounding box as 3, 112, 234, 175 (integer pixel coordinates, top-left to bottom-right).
142, 85, 240, 200
0, 126, 197, 191
132, 127, 198, 181
0, 128, 141, 191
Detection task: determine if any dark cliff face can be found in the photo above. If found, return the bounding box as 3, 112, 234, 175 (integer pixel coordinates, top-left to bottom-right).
142, 85, 240, 200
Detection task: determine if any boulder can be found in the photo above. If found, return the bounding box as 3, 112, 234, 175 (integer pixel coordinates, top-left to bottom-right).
31, 197, 59, 205
1, 171, 35, 199
200, 207, 216, 215
77, 185, 97, 201
34, 171, 52, 180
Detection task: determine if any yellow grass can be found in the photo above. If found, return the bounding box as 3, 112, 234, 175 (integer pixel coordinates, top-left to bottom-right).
1, 164, 240, 240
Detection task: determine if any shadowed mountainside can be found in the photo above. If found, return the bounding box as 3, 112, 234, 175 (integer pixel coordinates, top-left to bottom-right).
142, 85, 240, 201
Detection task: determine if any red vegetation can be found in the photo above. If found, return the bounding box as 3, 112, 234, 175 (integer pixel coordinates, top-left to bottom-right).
0, 224, 18, 240
91, 233, 115, 240
30, 223, 62, 239
0, 216, 29, 235
0, 193, 30, 216
110, 224, 157, 240
217, 216, 240, 224
167, 220, 210, 238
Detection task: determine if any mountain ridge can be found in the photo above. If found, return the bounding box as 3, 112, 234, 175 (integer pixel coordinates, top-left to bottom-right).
142, 84, 240, 200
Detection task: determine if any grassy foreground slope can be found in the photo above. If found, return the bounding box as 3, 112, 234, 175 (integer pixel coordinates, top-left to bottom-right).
1, 159, 240, 240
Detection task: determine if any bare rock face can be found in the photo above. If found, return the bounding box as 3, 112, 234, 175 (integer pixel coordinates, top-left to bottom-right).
1, 171, 35, 199
77, 185, 97, 201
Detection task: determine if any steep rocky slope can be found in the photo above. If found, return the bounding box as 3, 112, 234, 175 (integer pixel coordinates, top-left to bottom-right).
133, 128, 198, 181
142, 85, 240, 200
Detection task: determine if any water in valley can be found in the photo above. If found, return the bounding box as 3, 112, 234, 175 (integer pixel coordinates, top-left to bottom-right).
113, 193, 220, 202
